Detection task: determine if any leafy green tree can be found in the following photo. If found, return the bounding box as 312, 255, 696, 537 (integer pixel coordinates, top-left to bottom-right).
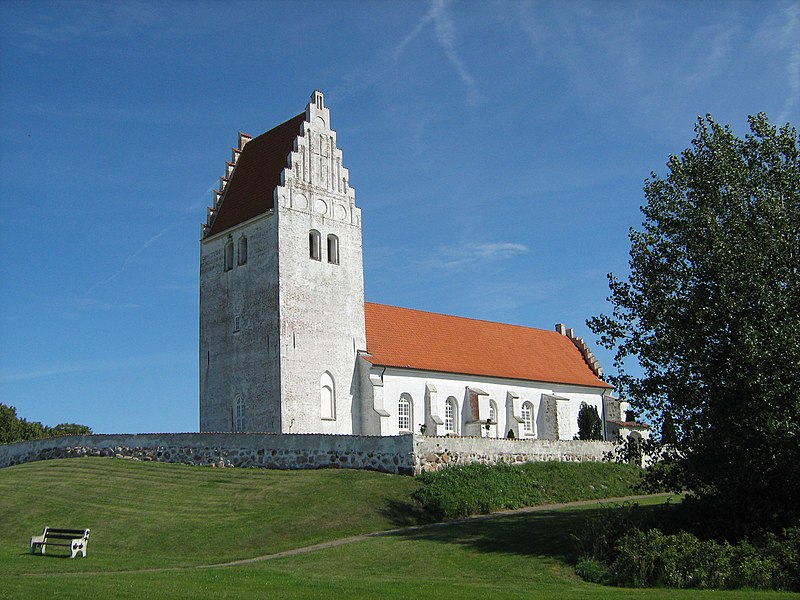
577, 403, 603, 440
0, 403, 92, 443
589, 114, 800, 533
0, 404, 24, 444
50, 423, 92, 436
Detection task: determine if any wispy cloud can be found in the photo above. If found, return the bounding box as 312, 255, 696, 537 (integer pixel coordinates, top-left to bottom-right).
85, 183, 214, 296
86, 225, 175, 294
0, 353, 190, 384
394, 0, 481, 106
684, 24, 737, 87
60, 297, 141, 311
418, 242, 528, 270
778, 2, 800, 123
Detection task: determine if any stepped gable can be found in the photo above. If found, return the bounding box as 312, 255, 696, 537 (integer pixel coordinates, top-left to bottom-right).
363, 302, 612, 389
206, 112, 306, 237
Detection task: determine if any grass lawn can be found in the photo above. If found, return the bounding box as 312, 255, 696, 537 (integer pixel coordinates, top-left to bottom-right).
1, 458, 797, 599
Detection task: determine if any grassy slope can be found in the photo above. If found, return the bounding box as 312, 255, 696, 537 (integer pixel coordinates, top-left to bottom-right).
1, 458, 797, 599
0, 458, 421, 572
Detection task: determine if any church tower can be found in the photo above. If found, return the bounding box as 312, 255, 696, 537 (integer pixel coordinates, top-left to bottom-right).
199, 91, 366, 434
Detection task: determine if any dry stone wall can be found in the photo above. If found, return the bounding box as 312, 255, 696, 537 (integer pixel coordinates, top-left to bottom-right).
0, 433, 615, 476
0, 433, 415, 475
413, 436, 613, 474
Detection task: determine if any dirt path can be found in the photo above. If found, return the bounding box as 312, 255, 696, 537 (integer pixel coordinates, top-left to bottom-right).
23, 493, 674, 576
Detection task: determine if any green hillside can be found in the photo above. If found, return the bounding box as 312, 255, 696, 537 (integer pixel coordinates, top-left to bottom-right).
0, 458, 421, 573
1, 458, 796, 599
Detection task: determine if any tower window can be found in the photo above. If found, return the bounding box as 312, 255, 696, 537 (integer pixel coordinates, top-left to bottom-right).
224, 238, 234, 271
234, 397, 245, 432
327, 234, 339, 265
238, 235, 248, 266
309, 230, 321, 261
320, 371, 335, 420
234, 315, 241, 332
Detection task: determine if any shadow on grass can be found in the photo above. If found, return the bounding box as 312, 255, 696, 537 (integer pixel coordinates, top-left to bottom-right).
23, 552, 78, 559
382, 502, 668, 563
380, 498, 437, 527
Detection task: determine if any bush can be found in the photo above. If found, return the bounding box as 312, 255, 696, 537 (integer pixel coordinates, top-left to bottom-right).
575, 520, 800, 591
412, 462, 643, 520
577, 404, 603, 441
574, 557, 608, 584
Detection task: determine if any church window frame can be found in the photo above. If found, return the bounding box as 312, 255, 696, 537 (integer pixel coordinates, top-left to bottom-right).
224, 237, 234, 271
309, 230, 322, 261
320, 371, 336, 420
398, 393, 412, 433
522, 401, 534, 435
238, 235, 248, 266
445, 397, 458, 434
488, 399, 498, 438
327, 234, 339, 265
234, 396, 245, 432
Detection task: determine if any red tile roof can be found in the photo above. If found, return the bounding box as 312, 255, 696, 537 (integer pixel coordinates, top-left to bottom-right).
206, 113, 305, 237
364, 302, 611, 389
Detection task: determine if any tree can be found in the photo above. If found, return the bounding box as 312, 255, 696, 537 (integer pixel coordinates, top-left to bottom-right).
0, 403, 92, 444
588, 114, 800, 533
577, 403, 603, 440
0, 404, 24, 444
50, 423, 92, 437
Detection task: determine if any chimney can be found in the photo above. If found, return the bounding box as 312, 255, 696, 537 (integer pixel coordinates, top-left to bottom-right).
555, 324, 567, 335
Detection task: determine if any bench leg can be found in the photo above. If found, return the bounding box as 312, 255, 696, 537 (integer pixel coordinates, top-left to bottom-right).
70, 541, 86, 558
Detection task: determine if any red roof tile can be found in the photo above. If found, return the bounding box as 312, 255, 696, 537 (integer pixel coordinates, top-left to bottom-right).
364, 302, 611, 389
206, 113, 305, 237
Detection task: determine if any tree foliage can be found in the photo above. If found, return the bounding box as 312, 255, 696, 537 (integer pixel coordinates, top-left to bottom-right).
577, 403, 603, 440
589, 114, 800, 533
0, 403, 92, 444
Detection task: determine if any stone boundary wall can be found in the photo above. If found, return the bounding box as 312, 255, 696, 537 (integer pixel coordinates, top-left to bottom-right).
413, 436, 613, 474
0, 433, 615, 476
0, 433, 415, 475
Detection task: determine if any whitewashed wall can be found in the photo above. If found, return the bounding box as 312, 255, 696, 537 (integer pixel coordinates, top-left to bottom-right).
359, 364, 609, 440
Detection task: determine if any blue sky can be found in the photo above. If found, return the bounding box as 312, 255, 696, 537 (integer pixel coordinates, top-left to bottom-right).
1, 0, 798, 433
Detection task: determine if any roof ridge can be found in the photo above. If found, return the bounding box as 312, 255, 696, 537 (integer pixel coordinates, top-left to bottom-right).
204, 112, 306, 237
365, 301, 560, 336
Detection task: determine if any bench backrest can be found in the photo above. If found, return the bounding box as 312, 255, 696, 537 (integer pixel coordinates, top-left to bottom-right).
43, 528, 90, 539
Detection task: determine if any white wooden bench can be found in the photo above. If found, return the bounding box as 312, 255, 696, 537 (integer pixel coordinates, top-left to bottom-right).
30, 528, 90, 558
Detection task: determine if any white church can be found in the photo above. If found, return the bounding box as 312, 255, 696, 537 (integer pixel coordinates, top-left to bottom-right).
199, 91, 643, 442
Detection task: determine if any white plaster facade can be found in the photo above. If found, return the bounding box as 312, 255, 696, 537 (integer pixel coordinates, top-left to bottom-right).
357, 364, 610, 441
200, 91, 623, 441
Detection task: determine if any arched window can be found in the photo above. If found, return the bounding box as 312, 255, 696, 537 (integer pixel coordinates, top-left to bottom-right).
445, 397, 458, 434
488, 400, 498, 438
234, 396, 245, 432
309, 230, 321, 261
521, 402, 533, 435
398, 394, 412, 432
327, 234, 339, 265
320, 372, 335, 420
224, 238, 234, 271
238, 235, 248, 266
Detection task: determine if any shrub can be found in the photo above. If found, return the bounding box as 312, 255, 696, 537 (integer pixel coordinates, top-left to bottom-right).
577, 404, 603, 441
576, 520, 800, 591
412, 462, 643, 520
574, 557, 608, 584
